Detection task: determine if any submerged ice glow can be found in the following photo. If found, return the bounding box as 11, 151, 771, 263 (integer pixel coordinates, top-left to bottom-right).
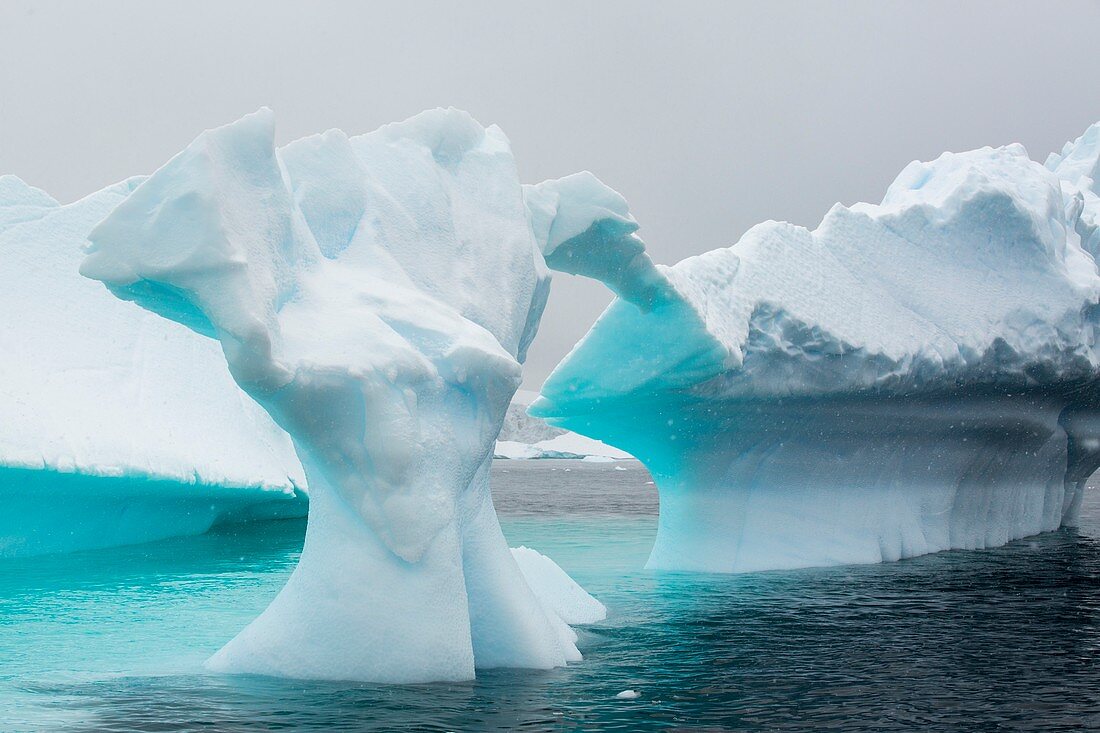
0, 175, 305, 558
534, 123, 1100, 573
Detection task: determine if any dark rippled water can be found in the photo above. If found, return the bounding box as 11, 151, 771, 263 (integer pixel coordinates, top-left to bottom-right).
4, 460, 1100, 731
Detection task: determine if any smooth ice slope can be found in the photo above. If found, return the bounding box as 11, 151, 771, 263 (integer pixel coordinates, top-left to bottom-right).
533, 126, 1100, 573
511, 546, 607, 625
82, 109, 610, 683
0, 175, 305, 558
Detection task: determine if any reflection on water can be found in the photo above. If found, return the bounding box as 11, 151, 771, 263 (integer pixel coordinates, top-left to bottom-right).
4, 461, 1100, 731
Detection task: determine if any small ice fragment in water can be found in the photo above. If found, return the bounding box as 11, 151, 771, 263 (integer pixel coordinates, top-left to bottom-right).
614, 465, 627, 471
616, 689, 640, 700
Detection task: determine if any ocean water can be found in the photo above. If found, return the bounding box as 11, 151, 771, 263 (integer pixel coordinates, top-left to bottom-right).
3, 460, 1100, 731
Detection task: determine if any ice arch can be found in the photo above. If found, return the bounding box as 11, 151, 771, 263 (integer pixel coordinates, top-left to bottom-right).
532, 128, 1100, 573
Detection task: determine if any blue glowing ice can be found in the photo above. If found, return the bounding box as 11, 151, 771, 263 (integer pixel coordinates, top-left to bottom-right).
534, 126, 1100, 573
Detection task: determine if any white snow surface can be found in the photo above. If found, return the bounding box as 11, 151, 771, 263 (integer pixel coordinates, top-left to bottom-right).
536, 142, 1100, 407
533, 124, 1100, 573
80, 108, 618, 683
494, 433, 632, 461
1047, 122, 1100, 264
0, 174, 305, 557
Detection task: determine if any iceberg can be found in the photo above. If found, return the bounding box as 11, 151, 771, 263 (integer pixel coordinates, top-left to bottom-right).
495, 390, 632, 460
0, 175, 305, 558
81, 108, 610, 682
532, 125, 1100, 573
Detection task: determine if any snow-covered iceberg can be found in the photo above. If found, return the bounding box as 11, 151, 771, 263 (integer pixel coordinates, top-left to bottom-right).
0, 174, 305, 558
532, 124, 1100, 573
81, 108, 611, 683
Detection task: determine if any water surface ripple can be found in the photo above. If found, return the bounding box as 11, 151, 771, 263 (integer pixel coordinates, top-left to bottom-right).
3, 461, 1100, 731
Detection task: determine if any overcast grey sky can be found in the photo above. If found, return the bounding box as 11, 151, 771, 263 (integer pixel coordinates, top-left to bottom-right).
3, 0, 1099, 387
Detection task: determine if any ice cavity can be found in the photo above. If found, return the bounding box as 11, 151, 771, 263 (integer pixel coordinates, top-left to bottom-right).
532, 126, 1100, 573
81, 108, 604, 682
0, 174, 305, 558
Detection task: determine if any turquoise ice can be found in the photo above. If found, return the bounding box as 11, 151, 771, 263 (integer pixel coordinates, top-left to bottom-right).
0, 175, 305, 558
535, 124, 1100, 573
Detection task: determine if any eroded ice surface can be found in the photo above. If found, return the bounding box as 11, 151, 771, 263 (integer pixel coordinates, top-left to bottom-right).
81, 108, 613, 682
0, 175, 305, 558
533, 125, 1100, 573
